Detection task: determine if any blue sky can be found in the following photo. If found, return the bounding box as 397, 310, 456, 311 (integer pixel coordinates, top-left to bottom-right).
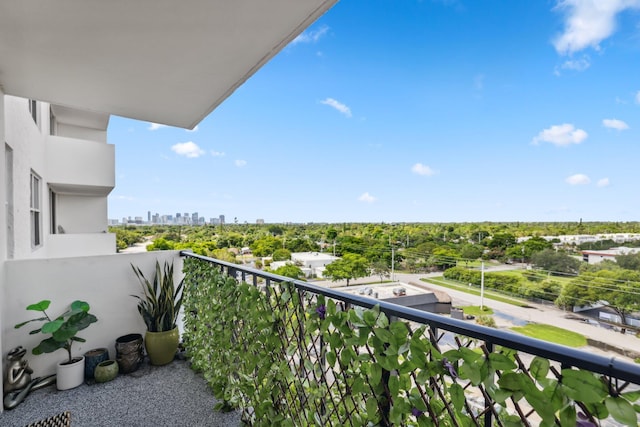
108, 0, 640, 224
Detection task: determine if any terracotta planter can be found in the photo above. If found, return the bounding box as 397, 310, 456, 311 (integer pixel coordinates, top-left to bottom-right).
145, 327, 179, 366
57, 356, 85, 390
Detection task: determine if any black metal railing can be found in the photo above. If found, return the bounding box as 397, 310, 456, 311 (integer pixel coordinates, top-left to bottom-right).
181, 251, 640, 426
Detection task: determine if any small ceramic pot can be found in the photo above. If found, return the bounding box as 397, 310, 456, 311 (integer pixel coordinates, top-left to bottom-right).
57, 356, 85, 390
94, 360, 119, 383
84, 348, 109, 380
116, 333, 144, 374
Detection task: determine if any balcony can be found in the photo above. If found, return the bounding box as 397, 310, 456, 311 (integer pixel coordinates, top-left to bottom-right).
3, 251, 640, 426
45, 135, 115, 196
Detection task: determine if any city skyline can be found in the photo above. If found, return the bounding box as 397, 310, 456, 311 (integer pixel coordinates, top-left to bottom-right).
108, 1, 640, 223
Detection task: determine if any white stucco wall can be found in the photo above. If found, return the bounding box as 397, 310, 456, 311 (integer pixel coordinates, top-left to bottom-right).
47, 233, 116, 258
5, 96, 49, 260
46, 135, 114, 191
1, 89, 7, 402
56, 195, 108, 233
4, 96, 114, 260
56, 123, 107, 143
2, 250, 182, 378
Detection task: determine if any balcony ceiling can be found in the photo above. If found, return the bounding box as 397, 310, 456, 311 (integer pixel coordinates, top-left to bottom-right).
0, 0, 337, 129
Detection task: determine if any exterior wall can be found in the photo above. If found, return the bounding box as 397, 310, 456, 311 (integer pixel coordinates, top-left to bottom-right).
56, 123, 107, 143
0, 89, 6, 401
47, 233, 116, 258
56, 195, 108, 233
4, 96, 114, 260
5, 96, 49, 259
2, 250, 182, 379
584, 254, 613, 264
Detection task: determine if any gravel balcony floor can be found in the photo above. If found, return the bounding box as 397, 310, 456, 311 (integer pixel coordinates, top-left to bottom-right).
0, 359, 241, 427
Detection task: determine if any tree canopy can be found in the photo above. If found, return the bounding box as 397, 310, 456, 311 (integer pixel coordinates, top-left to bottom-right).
324, 253, 370, 286
531, 249, 580, 275
556, 269, 640, 329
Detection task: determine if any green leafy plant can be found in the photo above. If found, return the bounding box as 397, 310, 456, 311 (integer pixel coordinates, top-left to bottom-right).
15, 300, 97, 364
182, 257, 640, 426
131, 260, 184, 332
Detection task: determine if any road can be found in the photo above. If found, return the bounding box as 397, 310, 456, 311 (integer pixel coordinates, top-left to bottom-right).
315, 270, 640, 361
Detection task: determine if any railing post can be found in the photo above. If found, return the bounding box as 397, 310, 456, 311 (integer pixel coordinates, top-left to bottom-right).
484, 341, 494, 427
378, 314, 399, 427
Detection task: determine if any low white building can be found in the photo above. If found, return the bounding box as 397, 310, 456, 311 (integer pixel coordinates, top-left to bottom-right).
292, 252, 339, 278
270, 252, 339, 278
581, 247, 640, 264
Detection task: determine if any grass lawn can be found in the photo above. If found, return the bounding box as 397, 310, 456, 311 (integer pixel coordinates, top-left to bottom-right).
460, 305, 494, 315
511, 324, 587, 347
422, 277, 530, 307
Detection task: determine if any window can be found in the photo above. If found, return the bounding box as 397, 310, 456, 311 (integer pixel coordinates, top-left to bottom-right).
29, 99, 38, 125
49, 188, 57, 234
30, 171, 42, 248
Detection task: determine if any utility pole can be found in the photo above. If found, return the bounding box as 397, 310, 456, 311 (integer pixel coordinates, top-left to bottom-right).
480, 262, 485, 310
391, 246, 395, 282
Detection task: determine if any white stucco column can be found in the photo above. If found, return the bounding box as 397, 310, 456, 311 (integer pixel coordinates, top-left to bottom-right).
0, 88, 7, 408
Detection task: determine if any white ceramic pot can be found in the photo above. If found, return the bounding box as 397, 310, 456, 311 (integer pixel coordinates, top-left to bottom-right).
56, 356, 85, 390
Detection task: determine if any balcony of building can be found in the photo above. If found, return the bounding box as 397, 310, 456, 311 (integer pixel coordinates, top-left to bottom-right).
45, 135, 115, 197
3, 251, 640, 426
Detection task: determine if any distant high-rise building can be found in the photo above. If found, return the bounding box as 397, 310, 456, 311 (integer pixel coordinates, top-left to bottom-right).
192, 212, 198, 224
176, 213, 181, 219
256, 219, 264, 225
219, 215, 225, 224
147, 211, 151, 223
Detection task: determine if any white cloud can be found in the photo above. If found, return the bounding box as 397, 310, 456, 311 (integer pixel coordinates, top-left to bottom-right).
603, 118, 629, 130
411, 163, 437, 176
565, 173, 591, 185
532, 123, 588, 146
291, 25, 329, 45
320, 98, 352, 118
358, 192, 377, 203
171, 141, 205, 158
636, 90, 640, 104
553, 0, 640, 55
186, 125, 199, 133
148, 122, 168, 131
597, 177, 610, 187
235, 159, 247, 167
211, 150, 225, 157
560, 56, 591, 71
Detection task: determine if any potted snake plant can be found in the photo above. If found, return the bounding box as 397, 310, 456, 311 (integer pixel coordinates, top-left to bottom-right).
131, 260, 183, 366
15, 300, 98, 390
